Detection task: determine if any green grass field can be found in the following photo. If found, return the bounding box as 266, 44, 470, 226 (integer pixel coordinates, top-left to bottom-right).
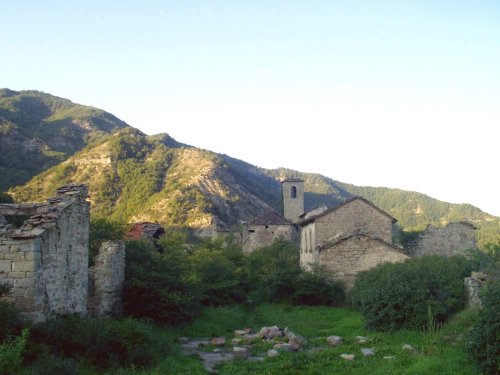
118, 304, 477, 375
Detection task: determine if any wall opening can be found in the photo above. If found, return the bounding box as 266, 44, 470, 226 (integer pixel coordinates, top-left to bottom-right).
291, 186, 297, 199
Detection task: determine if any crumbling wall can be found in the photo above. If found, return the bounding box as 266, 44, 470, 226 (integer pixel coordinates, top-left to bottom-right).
243, 224, 298, 253
464, 271, 487, 307
408, 222, 477, 257
88, 240, 125, 316
0, 184, 90, 321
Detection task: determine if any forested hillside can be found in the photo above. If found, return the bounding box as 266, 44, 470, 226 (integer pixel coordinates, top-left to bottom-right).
4, 89, 498, 247
0, 89, 129, 190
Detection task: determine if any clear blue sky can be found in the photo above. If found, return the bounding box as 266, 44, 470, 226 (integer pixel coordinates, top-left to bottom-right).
2, 1, 500, 216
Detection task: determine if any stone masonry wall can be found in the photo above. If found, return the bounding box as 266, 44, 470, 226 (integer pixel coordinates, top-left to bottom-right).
88, 240, 126, 316
464, 271, 487, 307
243, 224, 297, 253
315, 199, 394, 246
0, 184, 90, 321
408, 222, 477, 257
318, 235, 408, 289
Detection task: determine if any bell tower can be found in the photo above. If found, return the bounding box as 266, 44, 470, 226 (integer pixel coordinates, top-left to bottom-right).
281, 178, 304, 224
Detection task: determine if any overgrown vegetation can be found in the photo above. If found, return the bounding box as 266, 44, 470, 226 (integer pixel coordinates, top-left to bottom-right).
123, 236, 345, 324
0, 89, 128, 190
466, 279, 500, 374
350, 255, 473, 331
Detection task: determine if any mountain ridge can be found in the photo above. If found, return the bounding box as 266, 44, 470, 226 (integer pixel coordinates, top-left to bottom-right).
2, 89, 499, 247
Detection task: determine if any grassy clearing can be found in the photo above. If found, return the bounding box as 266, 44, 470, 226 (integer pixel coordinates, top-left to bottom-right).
114, 304, 476, 375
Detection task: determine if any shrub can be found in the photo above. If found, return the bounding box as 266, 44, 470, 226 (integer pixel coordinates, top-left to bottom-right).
190, 247, 245, 306
350, 255, 472, 331
290, 265, 345, 306
245, 240, 345, 306
0, 285, 23, 342
123, 240, 201, 323
244, 240, 302, 304
28, 315, 167, 370
0, 328, 28, 375
466, 280, 500, 374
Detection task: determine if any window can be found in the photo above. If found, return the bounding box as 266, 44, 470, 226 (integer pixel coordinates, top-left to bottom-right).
291, 186, 297, 198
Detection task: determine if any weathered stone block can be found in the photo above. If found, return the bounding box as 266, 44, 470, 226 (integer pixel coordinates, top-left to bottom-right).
12, 261, 35, 272
0, 260, 12, 273
4, 253, 24, 261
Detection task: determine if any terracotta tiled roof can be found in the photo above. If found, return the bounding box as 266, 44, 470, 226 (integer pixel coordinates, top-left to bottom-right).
125, 222, 165, 240
300, 196, 397, 226
248, 210, 294, 226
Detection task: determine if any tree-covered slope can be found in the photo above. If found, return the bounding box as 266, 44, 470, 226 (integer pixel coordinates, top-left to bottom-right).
5, 89, 498, 247
0, 89, 129, 190
10, 128, 274, 229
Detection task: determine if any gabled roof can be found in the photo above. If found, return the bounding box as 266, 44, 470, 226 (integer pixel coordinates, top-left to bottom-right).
317, 233, 405, 254
248, 210, 294, 226
299, 196, 397, 226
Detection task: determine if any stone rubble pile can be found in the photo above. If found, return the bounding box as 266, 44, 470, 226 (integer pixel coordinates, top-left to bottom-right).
180, 327, 414, 372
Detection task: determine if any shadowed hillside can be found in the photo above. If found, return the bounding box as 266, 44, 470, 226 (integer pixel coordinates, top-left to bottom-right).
0, 89, 129, 190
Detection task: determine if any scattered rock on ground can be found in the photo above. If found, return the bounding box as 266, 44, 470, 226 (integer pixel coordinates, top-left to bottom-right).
384, 356, 395, 360
233, 346, 250, 358
211, 337, 226, 346
326, 335, 343, 347
361, 348, 375, 356
287, 330, 308, 346
231, 338, 242, 345
234, 329, 251, 336
274, 343, 301, 352
340, 354, 355, 361
402, 344, 415, 352
267, 349, 280, 358
356, 336, 368, 344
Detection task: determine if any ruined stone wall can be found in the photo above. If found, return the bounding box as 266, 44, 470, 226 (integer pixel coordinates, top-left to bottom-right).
464, 271, 487, 307
243, 224, 298, 253
315, 199, 394, 246
318, 235, 408, 289
408, 222, 477, 257
0, 184, 89, 321
88, 241, 125, 316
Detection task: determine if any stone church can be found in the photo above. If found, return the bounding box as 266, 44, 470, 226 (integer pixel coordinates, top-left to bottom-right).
243, 178, 477, 288
243, 178, 408, 287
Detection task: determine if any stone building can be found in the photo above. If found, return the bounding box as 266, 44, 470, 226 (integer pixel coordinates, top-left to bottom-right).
0, 184, 90, 321
299, 196, 408, 289
242, 210, 298, 253
315, 234, 408, 289
407, 221, 477, 257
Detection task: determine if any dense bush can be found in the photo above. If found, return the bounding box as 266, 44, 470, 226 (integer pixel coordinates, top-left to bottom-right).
350, 255, 472, 331
0, 285, 23, 342
466, 242, 500, 375
123, 235, 345, 324
190, 242, 246, 306
27, 315, 168, 370
0, 329, 27, 375
466, 280, 500, 375
290, 265, 345, 306
123, 240, 202, 323
245, 240, 345, 306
